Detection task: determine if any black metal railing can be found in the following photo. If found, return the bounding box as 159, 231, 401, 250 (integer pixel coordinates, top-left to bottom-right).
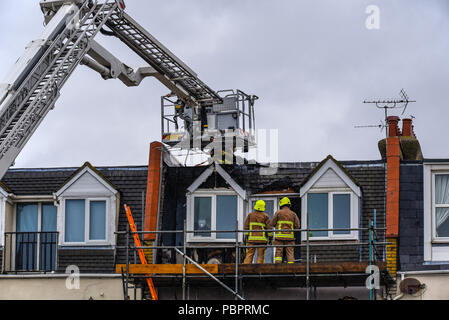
4, 232, 58, 273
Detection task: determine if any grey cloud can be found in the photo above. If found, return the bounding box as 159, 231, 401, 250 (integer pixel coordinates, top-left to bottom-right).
0, 0, 448, 168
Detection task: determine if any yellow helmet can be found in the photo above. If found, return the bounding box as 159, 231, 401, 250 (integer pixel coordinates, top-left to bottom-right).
254, 200, 266, 212
279, 197, 291, 208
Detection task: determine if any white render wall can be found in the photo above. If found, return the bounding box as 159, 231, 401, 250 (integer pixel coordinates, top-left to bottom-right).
398, 274, 449, 300
0, 276, 139, 300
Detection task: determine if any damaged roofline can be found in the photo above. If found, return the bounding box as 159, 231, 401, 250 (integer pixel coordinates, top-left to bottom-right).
187, 163, 247, 200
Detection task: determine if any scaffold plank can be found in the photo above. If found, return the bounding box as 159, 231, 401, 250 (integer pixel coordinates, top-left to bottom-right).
116, 261, 386, 275
116, 264, 219, 275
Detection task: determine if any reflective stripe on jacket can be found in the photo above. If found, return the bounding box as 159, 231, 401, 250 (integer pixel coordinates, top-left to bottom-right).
244, 211, 271, 243
271, 207, 300, 241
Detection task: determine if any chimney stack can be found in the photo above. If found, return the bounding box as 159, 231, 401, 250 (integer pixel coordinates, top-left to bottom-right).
386, 117, 400, 239
385, 116, 401, 279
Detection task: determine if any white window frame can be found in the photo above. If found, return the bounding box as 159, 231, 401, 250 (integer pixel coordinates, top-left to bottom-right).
187, 189, 243, 243
0, 186, 10, 247
61, 197, 110, 246
0, 197, 6, 247
301, 188, 359, 241
424, 164, 449, 262
431, 172, 449, 243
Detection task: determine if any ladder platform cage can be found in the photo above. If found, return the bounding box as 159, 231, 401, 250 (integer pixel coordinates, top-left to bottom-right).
161, 89, 258, 150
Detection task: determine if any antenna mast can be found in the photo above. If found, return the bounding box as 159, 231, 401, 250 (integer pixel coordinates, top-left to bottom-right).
362, 89, 416, 138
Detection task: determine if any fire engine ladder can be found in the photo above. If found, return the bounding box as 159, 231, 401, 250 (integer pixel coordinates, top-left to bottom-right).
123, 204, 158, 300
102, 10, 223, 108
0, 0, 121, 179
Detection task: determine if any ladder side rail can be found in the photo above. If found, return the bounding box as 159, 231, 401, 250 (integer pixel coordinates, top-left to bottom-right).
0, 1, 117, 178
104, 11, 222, 105
0, 0, 98, 140
2, 0, 117, 147
0, 3, 84, 138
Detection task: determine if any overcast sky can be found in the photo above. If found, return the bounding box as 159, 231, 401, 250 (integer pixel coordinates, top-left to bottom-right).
0, 0, 448, 168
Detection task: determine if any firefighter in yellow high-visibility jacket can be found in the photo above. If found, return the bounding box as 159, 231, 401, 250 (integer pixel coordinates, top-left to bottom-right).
271, 197, 300, 264
243, 200, 272, 264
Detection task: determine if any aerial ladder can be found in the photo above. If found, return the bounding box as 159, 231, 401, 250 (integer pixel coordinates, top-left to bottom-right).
0, 0, 257, 300
0, 0, 258, 180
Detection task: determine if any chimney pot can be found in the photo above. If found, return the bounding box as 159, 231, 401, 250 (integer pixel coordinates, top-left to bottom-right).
402, 118, 414, 137
387, 116, 401, 137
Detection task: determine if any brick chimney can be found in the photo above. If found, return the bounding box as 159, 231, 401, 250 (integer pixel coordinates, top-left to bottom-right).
382, 117, 422, 277
386, 116, 400, 239
385, 116, 401, 278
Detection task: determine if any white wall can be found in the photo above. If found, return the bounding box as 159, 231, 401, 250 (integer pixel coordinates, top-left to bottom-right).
399, 274, 449, 300
0, 277, 139, 300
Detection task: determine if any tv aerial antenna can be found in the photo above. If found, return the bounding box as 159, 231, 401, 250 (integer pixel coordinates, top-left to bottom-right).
360, 89, 416, 138
354, 120, 386, 132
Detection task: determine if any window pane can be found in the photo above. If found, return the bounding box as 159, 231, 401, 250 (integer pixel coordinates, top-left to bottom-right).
194, 197, 212, 237
333, 194, 351, 235
307, 193, 328, 237
90, 201, 106, 240
41, 203, 57, 271
16, 203, 38, 271
16, 203, 38, 232
436, 208, 449, 237
42, 203, 57, 232
436, 175, 449, 205
217, 195, 238, 239
65, 200, 85, 242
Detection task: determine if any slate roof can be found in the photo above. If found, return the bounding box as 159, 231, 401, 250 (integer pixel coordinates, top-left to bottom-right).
1, 165, 147, 196
0, 164, 149, 272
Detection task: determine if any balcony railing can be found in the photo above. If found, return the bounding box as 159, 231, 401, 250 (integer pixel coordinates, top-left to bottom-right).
3, 232, 58, 273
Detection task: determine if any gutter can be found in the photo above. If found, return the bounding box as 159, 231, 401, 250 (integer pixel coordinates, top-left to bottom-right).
9, 194, 54, 202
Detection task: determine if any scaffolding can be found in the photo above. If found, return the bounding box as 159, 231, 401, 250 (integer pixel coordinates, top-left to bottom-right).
116, 212, 393, 301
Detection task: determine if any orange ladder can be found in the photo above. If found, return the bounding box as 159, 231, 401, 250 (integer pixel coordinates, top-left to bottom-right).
124, 204, 158, 300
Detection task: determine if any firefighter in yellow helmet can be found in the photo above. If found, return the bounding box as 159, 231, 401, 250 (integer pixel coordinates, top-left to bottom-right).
243, 200, 272, 264
271, 197, 300, 264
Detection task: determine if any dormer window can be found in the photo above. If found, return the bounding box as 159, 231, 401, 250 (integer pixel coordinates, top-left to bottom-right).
300, 156, 361, 240
306, 192, 356, 239
55, 163, 119, 247
189, 190, 241, 241
186, 164, 246, 243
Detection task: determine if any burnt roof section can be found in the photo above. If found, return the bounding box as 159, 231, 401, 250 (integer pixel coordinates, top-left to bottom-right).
162, 159, 385, 197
